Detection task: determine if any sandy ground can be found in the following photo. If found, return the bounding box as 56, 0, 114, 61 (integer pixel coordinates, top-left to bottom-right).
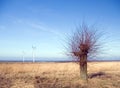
0, 62, 120, 88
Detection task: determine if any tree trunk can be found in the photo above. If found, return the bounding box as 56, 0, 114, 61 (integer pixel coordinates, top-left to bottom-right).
79, 54, 87, 80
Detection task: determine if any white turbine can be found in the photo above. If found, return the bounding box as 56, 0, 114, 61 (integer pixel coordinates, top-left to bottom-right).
32, 45, 36, 62
22, 51, 25, 63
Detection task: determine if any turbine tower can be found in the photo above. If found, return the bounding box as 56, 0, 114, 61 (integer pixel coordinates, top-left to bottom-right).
22, 51, 25, 63
32, 45, 36, 62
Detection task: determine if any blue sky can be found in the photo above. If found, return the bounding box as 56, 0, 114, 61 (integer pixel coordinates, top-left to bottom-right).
0, 0, 120, 60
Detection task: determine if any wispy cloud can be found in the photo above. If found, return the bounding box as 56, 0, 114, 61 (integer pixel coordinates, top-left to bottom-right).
29, 22, 63, 37
9, 16, 63, 37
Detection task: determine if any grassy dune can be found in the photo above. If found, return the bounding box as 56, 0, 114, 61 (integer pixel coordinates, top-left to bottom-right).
0, 62, 120, 88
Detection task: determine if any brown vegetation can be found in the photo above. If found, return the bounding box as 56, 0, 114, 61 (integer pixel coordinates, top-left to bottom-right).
0, 62, 120, 88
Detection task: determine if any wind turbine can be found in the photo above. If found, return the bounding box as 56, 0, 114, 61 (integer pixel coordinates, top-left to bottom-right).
22, 51, 25, 63
32, 45, 36, 62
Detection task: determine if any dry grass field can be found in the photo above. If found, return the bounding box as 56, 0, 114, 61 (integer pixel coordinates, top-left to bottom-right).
0, 62, 120, 88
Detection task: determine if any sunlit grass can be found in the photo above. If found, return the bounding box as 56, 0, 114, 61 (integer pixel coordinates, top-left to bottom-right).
0, 62, 120, 88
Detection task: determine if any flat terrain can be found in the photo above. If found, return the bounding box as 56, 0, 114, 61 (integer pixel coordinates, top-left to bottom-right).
0, 62, 120, 88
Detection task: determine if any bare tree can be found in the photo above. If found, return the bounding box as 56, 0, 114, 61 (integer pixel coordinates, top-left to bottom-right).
67, 24, 101, 81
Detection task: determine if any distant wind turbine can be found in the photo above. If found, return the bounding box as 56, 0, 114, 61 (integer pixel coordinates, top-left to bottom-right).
32, 45, 36, 62
22, 51, 25, 63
